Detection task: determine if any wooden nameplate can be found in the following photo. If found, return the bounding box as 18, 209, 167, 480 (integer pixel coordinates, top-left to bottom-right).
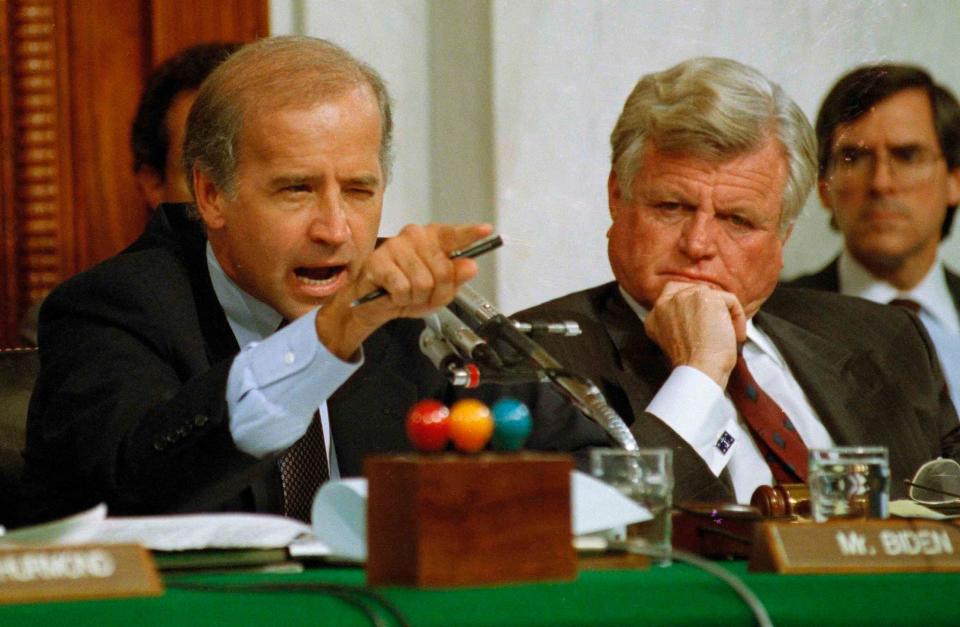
0, 544, 162, 604
365, 453, 575, 587
750, 519, 960, 573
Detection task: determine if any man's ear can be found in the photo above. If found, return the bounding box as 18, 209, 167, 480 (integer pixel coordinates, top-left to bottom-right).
816, 176, 841, 230
780, 222, 795, 245
947, 167, 960, 207
134, 166, 164, 210
817, 177, 834, 211
192, 166, 227, 230
607, 170, 622, 220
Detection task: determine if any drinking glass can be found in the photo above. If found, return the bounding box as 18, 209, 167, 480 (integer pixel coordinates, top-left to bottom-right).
808, 446, 890, 522
590, 448, 673, 565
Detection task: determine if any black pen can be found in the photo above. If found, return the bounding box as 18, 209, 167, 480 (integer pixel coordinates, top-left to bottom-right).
350, 234, 504, 307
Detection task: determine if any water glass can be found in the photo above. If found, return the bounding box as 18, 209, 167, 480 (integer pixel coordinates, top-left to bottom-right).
808, 446, 890, 522
590, 448, 673, 565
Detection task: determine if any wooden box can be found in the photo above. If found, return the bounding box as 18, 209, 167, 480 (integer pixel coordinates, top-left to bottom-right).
365, 453, 575, 587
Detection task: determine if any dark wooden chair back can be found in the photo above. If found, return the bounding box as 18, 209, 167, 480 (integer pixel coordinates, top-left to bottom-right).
0, 347, 38, 528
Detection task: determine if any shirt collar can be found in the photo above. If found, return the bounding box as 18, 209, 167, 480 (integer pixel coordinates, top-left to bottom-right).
206, 242, 284, 346
837, 248, 959, 333
617, 284, 786, 368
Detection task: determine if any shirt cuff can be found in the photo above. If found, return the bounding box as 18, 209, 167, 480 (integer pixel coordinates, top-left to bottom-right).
226, 308, 363, 458
645, 365, 744, 477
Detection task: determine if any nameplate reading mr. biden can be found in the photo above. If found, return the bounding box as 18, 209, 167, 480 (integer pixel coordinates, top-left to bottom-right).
749, 519, 960, 574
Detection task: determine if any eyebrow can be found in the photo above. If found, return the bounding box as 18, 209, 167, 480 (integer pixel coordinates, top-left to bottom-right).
270, 173, 382, 188
271, 175, 309, 188
833, 140, 930, 151
343, 174, 381, 187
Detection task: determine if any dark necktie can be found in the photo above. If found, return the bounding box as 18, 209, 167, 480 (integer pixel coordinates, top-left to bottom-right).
888, 298, 951, 401
273, 318, 329, 523
726, 348, 808, 483
278, 410, 329, 523
888, 298, 921, 314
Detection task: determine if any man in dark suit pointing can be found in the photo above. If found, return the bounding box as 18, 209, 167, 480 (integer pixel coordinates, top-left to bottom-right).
518, 58, 960, 504
20, 36, 600, 524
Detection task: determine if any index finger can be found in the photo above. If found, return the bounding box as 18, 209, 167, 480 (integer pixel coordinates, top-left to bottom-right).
658, 280, 706, 301
714, 290, 748, 343
432, 223, 495, 255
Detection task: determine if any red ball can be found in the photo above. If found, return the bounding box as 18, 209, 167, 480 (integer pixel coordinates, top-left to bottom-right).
449, 399, 494, 453
406, 399, 451, 452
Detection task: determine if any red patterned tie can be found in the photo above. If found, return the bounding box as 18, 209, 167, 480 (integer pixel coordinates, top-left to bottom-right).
727, 348, 808, 483
278, 410, 329, 523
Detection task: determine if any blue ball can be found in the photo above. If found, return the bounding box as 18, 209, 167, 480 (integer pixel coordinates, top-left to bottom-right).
491, 398, 532, 451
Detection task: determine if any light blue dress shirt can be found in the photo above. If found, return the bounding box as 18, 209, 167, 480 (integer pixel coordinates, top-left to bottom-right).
207, 243, 361, 478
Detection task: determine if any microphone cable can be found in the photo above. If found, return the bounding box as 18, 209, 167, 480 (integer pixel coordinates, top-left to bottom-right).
167, 549, 771, 627
165, 579, 411, 627
623, 546, 773, 627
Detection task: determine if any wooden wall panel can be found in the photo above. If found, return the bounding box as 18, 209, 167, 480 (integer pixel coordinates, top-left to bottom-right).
0, 0, 268, 347
149, 0, 269, 66
66, 0, 151, 270
2, 0, 72, 344
0, 3, 16, 343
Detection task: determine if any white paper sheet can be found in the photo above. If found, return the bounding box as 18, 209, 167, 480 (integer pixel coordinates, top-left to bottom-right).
890, 499, 960, 520
0, 503, 108, 546
310, 478, 367, 561
2, 470, 649, 559
0, 504, 312, 551
303, 471, 651, 560
570, 470, 652, 535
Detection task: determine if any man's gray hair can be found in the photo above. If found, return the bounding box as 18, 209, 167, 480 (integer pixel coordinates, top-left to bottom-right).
182, 35, 393, 209
610, 57, 816, 234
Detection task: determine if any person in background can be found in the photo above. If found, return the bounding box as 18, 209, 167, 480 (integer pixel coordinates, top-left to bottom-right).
17, 42, 241, 346
516, 57, 960, 504
790, 64, 960, 414
131, 42, 242, 209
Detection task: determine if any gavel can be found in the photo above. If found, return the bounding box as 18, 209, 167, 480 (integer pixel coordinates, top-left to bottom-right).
750, 483, 811, 518
672, 484, 811, 559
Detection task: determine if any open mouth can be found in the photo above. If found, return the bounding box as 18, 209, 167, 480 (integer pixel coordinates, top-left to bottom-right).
294, 265, 346, 286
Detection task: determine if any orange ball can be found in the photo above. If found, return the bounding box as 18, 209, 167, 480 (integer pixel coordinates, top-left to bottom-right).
449, 399, 494, 453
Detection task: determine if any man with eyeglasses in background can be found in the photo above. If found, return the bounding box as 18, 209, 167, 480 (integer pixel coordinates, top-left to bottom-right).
791, 64, 960, 413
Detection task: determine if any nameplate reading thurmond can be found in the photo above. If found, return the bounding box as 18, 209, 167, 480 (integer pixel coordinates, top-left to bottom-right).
0, 544, 162, 604
749, 519, 960, 574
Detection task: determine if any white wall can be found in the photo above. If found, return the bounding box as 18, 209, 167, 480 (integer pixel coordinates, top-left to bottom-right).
272, 0, 960, 313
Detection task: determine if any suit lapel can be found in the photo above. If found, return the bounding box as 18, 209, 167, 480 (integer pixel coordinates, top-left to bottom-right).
598, 288, 671, 419
155, 204, 239, 363
753, 308, 885, 446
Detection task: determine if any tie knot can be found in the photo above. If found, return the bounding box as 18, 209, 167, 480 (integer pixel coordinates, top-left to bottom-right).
888, 298, 921, 314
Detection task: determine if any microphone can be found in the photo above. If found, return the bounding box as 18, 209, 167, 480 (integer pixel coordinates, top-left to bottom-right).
452, 285, 639, 451
419, 321, 479, 388
427, 306, 503, 369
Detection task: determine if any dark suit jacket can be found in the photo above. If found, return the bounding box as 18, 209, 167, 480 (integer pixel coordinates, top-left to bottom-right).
20, 204, 605, 524
789, 256, 960, 305
515, 282, 960, 503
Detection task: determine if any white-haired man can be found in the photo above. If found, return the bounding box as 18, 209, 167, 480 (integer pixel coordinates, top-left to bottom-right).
517, 58, 960, 504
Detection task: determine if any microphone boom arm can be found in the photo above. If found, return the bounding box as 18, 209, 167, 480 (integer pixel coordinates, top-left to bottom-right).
452, 285, 639, 451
